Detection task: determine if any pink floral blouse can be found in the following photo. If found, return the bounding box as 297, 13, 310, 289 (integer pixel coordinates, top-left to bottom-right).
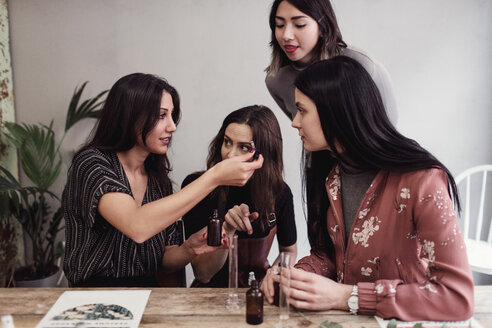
295, 166, 474, 321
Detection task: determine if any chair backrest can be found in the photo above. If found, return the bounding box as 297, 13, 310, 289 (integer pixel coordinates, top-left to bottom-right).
455, 165, 492, 243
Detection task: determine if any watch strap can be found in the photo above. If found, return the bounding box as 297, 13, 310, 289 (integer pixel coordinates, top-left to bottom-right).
348, 284, 358, 315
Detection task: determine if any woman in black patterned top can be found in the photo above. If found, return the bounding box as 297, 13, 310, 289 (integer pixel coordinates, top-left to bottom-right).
62, 73, 263, 287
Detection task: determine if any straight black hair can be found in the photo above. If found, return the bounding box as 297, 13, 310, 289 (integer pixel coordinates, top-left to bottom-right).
295, 56, 460, 253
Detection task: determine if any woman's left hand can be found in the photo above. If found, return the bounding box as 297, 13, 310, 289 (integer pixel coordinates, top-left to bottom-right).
184, 226, 227, 255
288, 267, 352, 311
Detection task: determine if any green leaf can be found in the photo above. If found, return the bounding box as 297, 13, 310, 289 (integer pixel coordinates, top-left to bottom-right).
55, 240, 65, 259
387, 319, 398, 328
413, 324, 423, 328
65, 82, 108, 132
320, 321, 342, 328
16, 121, 62, 189
2, 121, 30, 148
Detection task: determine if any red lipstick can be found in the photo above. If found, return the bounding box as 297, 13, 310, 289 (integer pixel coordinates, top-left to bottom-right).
284, 45, 298, 54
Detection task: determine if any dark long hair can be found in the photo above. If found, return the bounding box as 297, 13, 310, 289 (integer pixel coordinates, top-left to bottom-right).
78, 73, 181, 189
207, 105, 284, 230
294, 56, 461, 255
266, 0, 346, 74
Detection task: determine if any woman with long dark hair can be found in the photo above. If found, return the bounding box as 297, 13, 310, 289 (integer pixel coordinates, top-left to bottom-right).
265, 0, 397, 124
182, 105, 297, 287
63, 73, 263, 287
262, 57, 473, 321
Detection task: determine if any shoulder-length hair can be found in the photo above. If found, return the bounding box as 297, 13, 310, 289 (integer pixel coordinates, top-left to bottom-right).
79, 73, 181, 190
266, 0, 346, 75
294, 56, 460, 254
207, 105, 284, 230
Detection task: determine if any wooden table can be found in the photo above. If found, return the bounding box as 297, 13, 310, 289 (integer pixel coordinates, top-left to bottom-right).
1, 286, 491, 327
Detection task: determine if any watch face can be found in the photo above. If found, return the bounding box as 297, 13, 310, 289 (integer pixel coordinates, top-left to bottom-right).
348, 295, 358, 309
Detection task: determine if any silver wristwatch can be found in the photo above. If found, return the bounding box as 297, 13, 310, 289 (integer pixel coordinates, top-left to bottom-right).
347, 285, 358, 315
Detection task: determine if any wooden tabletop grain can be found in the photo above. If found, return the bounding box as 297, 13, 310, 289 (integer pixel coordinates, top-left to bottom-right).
1, 286, 491, 328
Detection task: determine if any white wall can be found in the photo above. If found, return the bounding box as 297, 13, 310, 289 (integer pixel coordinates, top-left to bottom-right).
8, 0, 492, 284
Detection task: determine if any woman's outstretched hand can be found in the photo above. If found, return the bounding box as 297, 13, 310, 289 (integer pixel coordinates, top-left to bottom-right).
184, 226, 228, 256
210, 152, 263, 187
287, 267, 352, 311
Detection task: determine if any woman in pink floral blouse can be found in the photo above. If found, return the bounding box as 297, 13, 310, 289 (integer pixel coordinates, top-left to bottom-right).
261, 56, 474, 321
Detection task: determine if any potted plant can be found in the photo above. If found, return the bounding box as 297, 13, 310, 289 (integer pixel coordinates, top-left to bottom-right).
0, 82, 107, 286
0, 120, 18, 287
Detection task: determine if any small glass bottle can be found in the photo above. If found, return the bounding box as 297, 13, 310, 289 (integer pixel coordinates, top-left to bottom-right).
207, 209, 222, 246
246, 280, 263, 325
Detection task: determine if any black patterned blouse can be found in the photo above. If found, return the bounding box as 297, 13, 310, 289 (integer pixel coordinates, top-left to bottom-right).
62, 148, 180, 286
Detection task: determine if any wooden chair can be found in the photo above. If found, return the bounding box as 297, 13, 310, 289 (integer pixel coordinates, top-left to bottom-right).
455, 165, 492, 275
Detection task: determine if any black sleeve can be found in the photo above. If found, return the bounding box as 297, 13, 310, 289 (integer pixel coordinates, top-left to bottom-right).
275, 183, 297, 247
181, 173, 214, 239
65, 148, 131, 228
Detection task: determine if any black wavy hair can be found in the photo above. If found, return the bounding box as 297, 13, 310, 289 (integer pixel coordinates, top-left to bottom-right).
79, 73, 181, 190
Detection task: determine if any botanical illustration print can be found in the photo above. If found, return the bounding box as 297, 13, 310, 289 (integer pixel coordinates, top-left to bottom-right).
419, 283, 437, 293
397, 187, 410, 213
433, 187, 446, 210
52, 304, 133, 321
361, 267, 372, 276
337, 270, 344, 283
360, 257, 379, 277
358, 208, 370, 219
422, 240, 436, 262
352, 216, 381, 247
440, 223, 460, 247
397, 204, 407, 213
328, 167, 341, 200
406, 232, 417, 240
375, 283, 396, 295
435, 187, 457, 225
400, 188, 410, 199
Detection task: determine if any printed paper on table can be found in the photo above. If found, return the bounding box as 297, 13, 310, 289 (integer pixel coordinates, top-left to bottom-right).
36, 290, 151, 328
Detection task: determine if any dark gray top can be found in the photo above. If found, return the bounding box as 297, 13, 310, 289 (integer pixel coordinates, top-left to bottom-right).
265, 45, 398, 125
340, 170, 377, 245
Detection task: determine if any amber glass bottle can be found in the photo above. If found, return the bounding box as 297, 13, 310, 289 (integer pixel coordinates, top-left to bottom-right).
246, 280, 263, 325
207, 209, 222, 246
